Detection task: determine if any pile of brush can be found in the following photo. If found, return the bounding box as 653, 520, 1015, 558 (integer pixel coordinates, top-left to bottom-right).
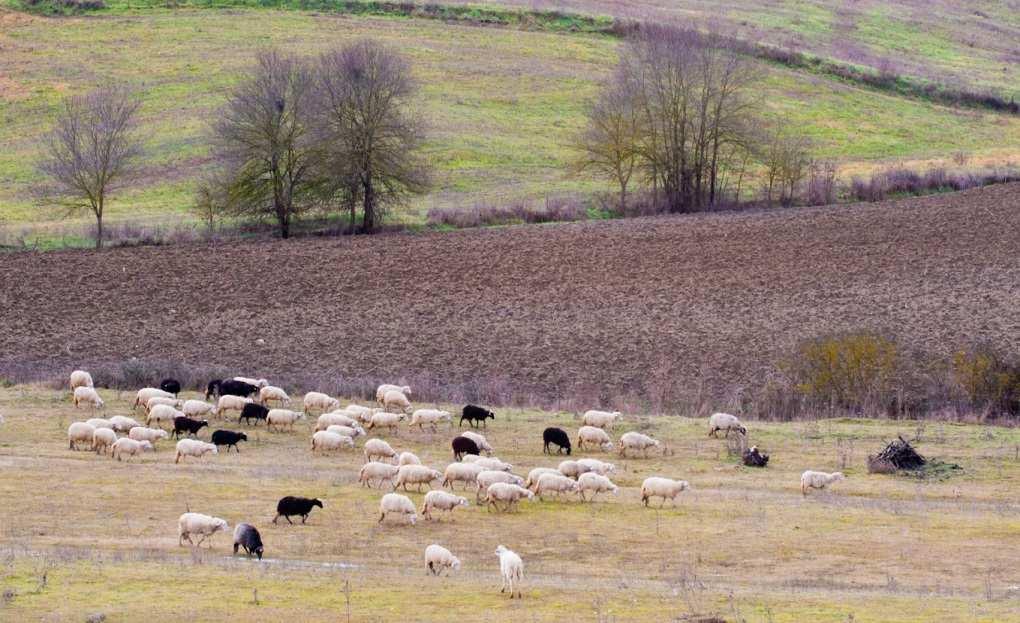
868, 436, 926, 473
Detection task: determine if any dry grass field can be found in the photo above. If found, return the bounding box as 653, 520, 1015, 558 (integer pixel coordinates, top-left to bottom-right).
0, 384, 1018, 622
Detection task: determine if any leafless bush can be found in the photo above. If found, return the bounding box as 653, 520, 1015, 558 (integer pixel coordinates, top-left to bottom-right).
804, 159, 839, 206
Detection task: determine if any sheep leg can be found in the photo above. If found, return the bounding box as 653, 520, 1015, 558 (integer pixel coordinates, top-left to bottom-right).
285, 515, 294, 524
301, 514, 308, 524
378, 512, 386, 523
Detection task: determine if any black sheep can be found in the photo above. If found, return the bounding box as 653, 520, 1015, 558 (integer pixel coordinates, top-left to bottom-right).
273, 496, 323, 524
460, 405, 495, 428
239, 403, 269, 426
206, 379, 259, 400
232, 523, 264, 559
160, 378, 181, 395
543, 427, 571, 455
211, 429, 248, 453
451, 435, 481, 460
172, 416, 209, 439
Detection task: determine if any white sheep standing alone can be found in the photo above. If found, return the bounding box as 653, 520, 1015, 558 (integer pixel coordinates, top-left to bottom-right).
485, 483, 533, 513
640, 477, 690, 507
359, 462, 401, 488
382, 390, 413, 414
495, 545, 524, 599
581, 409, 622, 429
303, 392, 340, 415
460, 430, 494, 455
111, 438, 154, 462
266, 409, 306, 431
92, 428, 117, 454
800, 470, 845, 495
69, 370, 94, 391
708, 412, 747, 438
367, 410, 405, 433
310, 431, 354, 453
420, 491, 469, 521
178, 512, 229, 547
409, 409, 451, 432
182, 400, 216, 419
73, 386, 105, 410
363, 438, 398, 463
376, 384, 411, 404
175, 439, 218, 464
577, 472, 618, 502
442, 462, 485, 490
259, 385, 291, 406
576, 426, 614, 452
619, 431, 661, 458
378, 493, 417, 525
425, 544, 461, 575
394, 464, 443, 492
67, 422, 96, 450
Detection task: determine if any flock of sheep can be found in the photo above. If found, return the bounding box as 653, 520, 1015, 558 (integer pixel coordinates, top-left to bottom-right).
59, 370, 847, 597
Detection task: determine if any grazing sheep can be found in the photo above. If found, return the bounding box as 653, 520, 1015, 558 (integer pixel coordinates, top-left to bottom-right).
542, 427, 571, 455
207, 379, 258, 400
421, 491, 469, 521
425, 543, 461, 575
85, 418, 113, 430
619, 431, 661, 458
178, 512, 229, 547
147, 405, 186, 428
159, 378, 182, 395
577, 472, 618, 502
557, 460, 591, 479
232, 523, 264, 559
464, 455, 513, 472
398, 451, 421, 466
310, 431, 354, 453
801, 471, 845, 495
442, 462, 485, 490
460, 430, 493, 455
129, 426, 169, 445
239, 403, 270, 426
182, 400, 216, 419
172, 416, 209, 439
485, 483, 533, 513
67, 422, 96, 450
495, 545, 523, 598
708, 412, 747, 438
92, 428, 117, 454
111, 438, 154, 461
341, 404, 376, 424
534, 472, 580, 500
409, 409, 451, 432
69, 370, 93, 391
476, 470, 525, 502
376, 384, 411, 404
233, 376, 269, 389
451, 436, 480, 460
640, 477, 690, 507
73, 386, 105, 409
274, 496, 323, 524
303, 392, 340, 415
174, 439, 218, 463
577, 458, 616, 476
363, 438, 398, 463
215, 395, 253, 419
145, 396, 182, 413
577, 426, 614, 452
394, 464, 443, 492
259, 385, 291, 406
359, 461, 401, 488
367, 411, 405, 433
316, 411, 359, 431
133, 388, 173, 410
524, 467, 561, 491
582, 410, 622, 430
378, 493, 417, 525
382, 391, 412, 415
210, 430, 248, 453
460, 404, 494, 428
266, 409, 305, 431
327, 424, 366, 440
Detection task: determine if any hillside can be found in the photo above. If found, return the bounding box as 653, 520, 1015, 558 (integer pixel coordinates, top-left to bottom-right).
2, 184, 1017, 408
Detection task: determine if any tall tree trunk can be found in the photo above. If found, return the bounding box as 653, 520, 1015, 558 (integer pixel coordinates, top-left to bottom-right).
362, 175, 375, 233
94, 199, 104, 250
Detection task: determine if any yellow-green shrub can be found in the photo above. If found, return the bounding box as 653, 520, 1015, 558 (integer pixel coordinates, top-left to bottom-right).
787, 332, 900, 411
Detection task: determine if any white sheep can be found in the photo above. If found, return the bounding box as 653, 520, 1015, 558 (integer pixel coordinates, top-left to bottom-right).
577, 426, 614, 452
234, 376, 269, 388
69, 369, 93, 391
534, 472, 580, 500
111, 437, 154, 461
174, 439, 218, 463
128, 426, 169, 444
215, 395, 253, 418
462, 455, 513, 472
341, 404, 376, 423
359, 462, 400, 488
394, 464, 443, 492
178, 512, 229, 547
310, 431, 354, 453
266, 409, 306, 431
133, 387, 173, 410
382, 390, 412, 414
145, 396, 182, 413
108, 415, 141, 433
619, 431, 661, 458
327, 424, 366, 440
376, 384, 411, 404
363, 438, 398, 463
259, 385, 291, 406
557, 460, 589, 479
303, 391, 340, 415
367, 411, 405, 433
67, 422, 96, 450
421, 491, 469, 521
73, 386, 105, 409
442, 462, 485, 490
147, 404, 186, 428
801, 470, 845, 495
577, 458, 616, 476
577, 472, 618, 502
316, 411, 360, 431
485, 483, 533, 513
640, 477, 690, 507
425, 543, 461, 575
582, 409, 622, 429
708, 412, 747, 438
85, 417, 113, 430
409, 409, 451, 432
495, 545, 523, 598
524, 467, 561, 491
92, 427, 117, 454
460, 430, 494, 455
398, 451, 421, 466
378, 493, 417, 525
182, 399, 216, 419
475, 470, 525, 502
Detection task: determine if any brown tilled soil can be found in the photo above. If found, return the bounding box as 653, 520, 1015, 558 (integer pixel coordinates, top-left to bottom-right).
2, 184, 1019, 407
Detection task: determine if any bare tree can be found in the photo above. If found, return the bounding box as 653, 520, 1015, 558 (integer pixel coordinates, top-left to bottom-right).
760, 121, 812, 206
37, 86, 142, 249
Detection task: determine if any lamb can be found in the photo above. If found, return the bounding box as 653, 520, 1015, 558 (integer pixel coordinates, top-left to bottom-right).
708, 412, 747, 438
327, 425, 366, 440
442, 462, 485, 490
146, 396, 182, 413
367, 410, 405, 433
303, 392, 340, 415
178, 512, 229, 547
485, 483, 534, 513
378, 493, 417, 525
542, 427, 571, 455
394, 464, 443, 492
382, 390, 412, 415
147, 404, 186, 428
215, 395, 253, 419
133, 387, 173, 410
460, 430, 493, 455
577, 472, 618, 502
182, 400, 216, 419
259, 385, 291, 407
363, 438, 398, 463
174, 439, 218, 463
534, 472, 580, 500
421, 491, 469, 521
310, 431, 354, 453
640, 477, 690, 507
577, 458, 616, 476
316, 411, 360, 431
524, 467, 561, 491
69, 369, 94, 391
210, 430, 248, 452
359, 461, 401, 488
232, 523, 264, 559
409, 409, 451, 432
85, 418, 113, 430
92, 428, 117, 454
238, 403, 270, 426
398, 451, 421, 466
73, 386, 105, 409
576, 426, 614, 452
129, 426, 169, 444
495, 545, 523, 598
475, 470, 525, 502
159, 378, 182, 395
425, 543, 461, 575
557, 460, 591, 479
451, 436, 480, 460
172, 416, 209, 439
67, 422, 96, 450
619, 431, 661, 458
274, 496, 323, 524
463, 455, 513, 472
266, 408, 306, 431
582, 410, 622, 429
233, 376, 269, 388
111, 438, 154, 461
460, 404, 494, 428
800, 470, 845, 495
376, 384, 411, 404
